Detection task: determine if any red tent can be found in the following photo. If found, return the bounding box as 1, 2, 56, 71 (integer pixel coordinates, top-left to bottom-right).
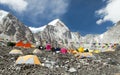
46, 44, 51, 51
60, 48, 67, 54
15, 40, 24, 47
24, 42, 31, 48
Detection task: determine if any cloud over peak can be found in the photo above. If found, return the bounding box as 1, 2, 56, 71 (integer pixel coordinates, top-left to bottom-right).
0, 0, 70, 26
0, 0, 28, 13
26, 0, 69, 21
96, 0, 120, 24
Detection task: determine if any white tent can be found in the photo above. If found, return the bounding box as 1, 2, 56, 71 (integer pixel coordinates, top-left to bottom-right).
9, 49, 23, 55
33, 49, 42, 54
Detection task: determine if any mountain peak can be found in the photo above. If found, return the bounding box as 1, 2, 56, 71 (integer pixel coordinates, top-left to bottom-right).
48, 19, 61, 25
0, 10, 9, 21
0, 10, 35, 42
48, 19, 69, 30
29, 19, 70, 33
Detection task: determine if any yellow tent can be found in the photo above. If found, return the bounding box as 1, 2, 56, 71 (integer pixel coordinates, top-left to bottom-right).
15, 55, 41, 65
93, 50, 100, 53
31, 45, 36, 48
75, 53, 93, 58
89, 50, 94, 53
33, 49, 42, 54
72, 50, 78, 54
78, 47, 84, 53
103, 48, 115, 52
9, 49, 23, 55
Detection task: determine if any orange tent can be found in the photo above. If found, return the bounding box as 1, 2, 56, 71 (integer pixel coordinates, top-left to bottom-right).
15, 55, 41, 65
24, 42, 31, 48
15, 40, 24, 47
68, 49, 78, 54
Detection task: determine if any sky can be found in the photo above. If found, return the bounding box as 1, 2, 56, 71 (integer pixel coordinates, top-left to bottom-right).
0, 0, 120, 36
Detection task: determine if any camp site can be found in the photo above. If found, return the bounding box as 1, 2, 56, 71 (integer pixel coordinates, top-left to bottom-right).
1, 2, 120, 74
0, 39, 120, 75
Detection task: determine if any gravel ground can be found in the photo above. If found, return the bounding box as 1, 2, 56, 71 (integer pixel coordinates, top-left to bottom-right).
0, 45, 120, 75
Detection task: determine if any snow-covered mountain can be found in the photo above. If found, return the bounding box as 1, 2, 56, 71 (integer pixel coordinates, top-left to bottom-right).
97, 21, 120, 43
29, 25, 47, 33
0, 10, 35, 42
34, 19, 81, 48
82, 21, 120, 44
1, 9, 120, 48
32, 18, 120, 48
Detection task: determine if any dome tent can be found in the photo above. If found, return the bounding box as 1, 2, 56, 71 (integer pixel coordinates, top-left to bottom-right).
9, 49, 23, 55
33, 49, 42, 54
75, 53, 94, 58
24, 42, 32, 48
46, 44, 51, 51
68, 49, 78, 54
78, 47, 84, 53
15, 40, 32, 48
15, 55, 41, 65
15, 40, 24, 47
60, 48, 67, 54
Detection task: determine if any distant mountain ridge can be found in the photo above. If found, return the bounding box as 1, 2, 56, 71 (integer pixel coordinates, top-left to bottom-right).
33, 19, 120, 48
1, 10, 120, 48
0, 10, 35, 42
97, 21, 120, 43
81, 21, 120, 44
34, 19, 81, 48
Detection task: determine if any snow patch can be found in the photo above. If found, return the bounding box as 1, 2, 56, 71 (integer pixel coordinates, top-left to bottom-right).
0, 10, 9, 22
68, 67, 77, 73
29, 25, 47, 33
48, 19, 60, 26
99, 34, 104, 39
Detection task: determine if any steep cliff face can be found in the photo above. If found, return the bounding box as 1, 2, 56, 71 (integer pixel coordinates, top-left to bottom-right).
34, 19, 81, 48
0, 10, 34, 42
82, 21, 120, 44
98, 21, 120, 43
33, 19, 120, 48
82, 34, 97, 43
2, 9, 120, 48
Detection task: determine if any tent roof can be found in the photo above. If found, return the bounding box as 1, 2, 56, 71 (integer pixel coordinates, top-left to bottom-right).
33, 49, 42, 54
24, 42, 32, 48
15, 40, 24, 47
9, 49, 23, 55
15, 55, 41, 65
